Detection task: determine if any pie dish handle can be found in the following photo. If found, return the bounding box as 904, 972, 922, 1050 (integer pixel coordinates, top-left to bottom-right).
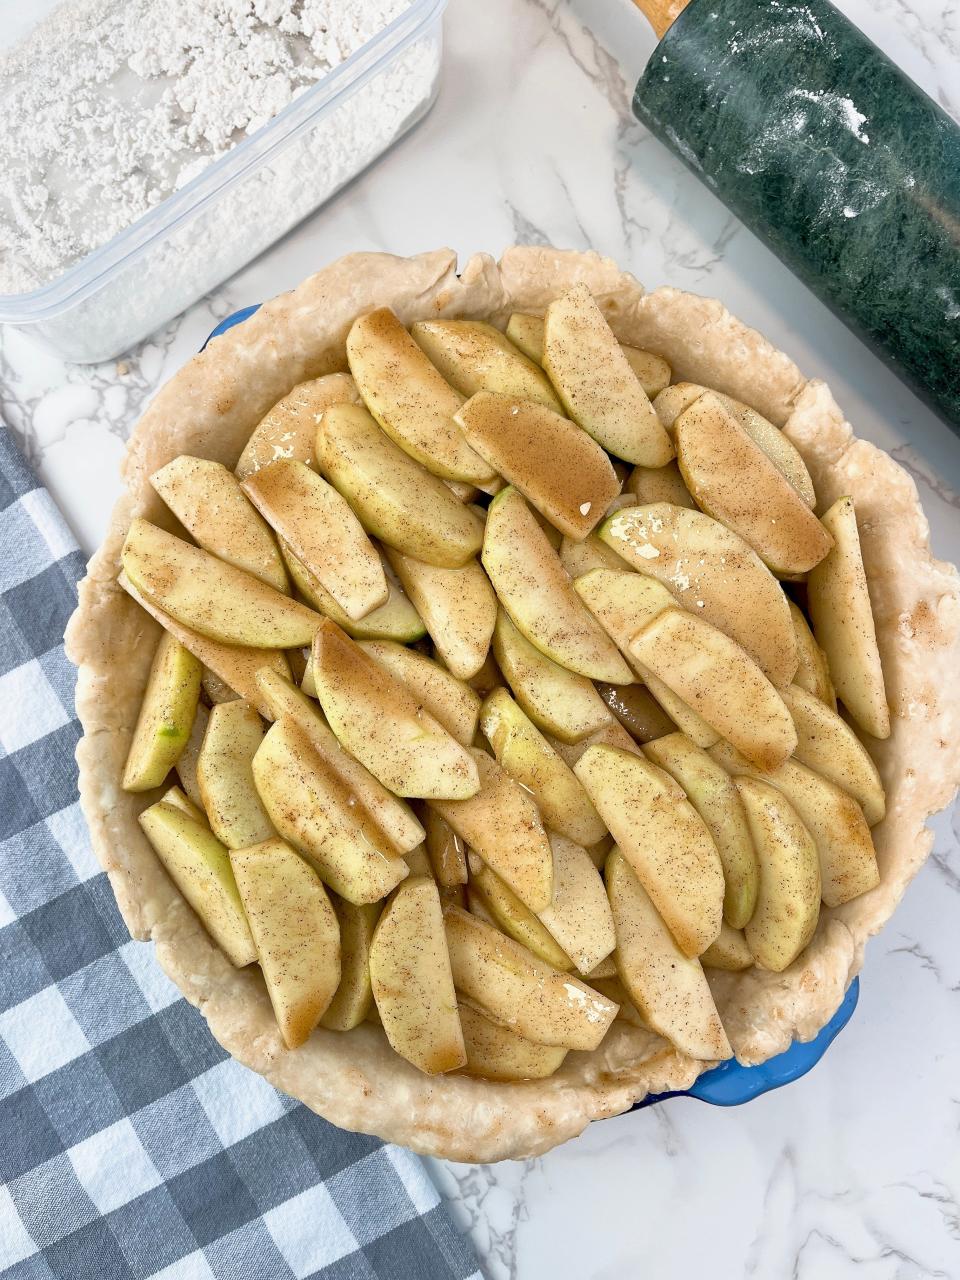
203, 305, 263, 346
199, 308, 861, 1112
633, 977, 860, 1111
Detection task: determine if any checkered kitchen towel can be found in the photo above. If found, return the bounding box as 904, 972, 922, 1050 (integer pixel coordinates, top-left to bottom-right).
0, 429, 481, 1280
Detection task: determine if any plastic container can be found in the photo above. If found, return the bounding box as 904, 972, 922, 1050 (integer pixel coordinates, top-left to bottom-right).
0, 0, 447, 364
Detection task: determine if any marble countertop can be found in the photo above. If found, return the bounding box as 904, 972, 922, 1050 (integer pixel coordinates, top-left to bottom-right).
3, 0, 958, 1274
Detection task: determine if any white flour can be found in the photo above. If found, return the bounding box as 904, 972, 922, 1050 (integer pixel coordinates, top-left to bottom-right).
0, 0, 419, 295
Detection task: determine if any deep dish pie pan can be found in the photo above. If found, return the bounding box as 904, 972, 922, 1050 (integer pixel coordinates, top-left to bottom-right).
65, 247, 960, 1161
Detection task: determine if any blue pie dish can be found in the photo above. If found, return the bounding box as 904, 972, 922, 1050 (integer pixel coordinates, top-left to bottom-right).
633, 978, 859, 1110
203, 304, 863, 1111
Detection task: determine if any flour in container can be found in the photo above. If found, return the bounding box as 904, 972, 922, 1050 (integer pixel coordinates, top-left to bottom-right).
0, 0, 421, 295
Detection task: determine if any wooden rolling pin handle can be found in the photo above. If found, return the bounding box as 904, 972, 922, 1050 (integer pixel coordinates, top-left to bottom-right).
632, 0, 692, 38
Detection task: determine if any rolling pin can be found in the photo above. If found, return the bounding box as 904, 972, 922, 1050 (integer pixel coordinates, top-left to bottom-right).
630, 0, 960, 432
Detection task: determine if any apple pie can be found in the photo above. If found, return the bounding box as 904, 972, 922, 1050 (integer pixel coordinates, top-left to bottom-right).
66, 248, 960, 1162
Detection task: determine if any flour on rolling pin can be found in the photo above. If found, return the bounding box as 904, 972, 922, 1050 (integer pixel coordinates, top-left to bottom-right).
0, 0, 418, 295
629, 0, 960, 429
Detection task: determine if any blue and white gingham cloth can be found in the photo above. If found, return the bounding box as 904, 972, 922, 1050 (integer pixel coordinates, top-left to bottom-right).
0, 429, 481, 1280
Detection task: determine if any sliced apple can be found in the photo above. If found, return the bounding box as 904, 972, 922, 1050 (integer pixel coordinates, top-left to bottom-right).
599, 503, 798, 687
466, 884, 498, 927
122, 631, 202, 792
286, 647, 308, 687
253, 718, 408, 904
606, 848, 731, 1060
605, 492, 639, 517
656, 384, 816, 504
700, 921, 753, 971
807, 496, 890, 739
585, 836, 615, 872
620, 346, 672, 399
139, 802, 256, 966
480, 688, 606, 845
300, 655, 317, 697
369, 876, 466, 1073
469, 861, 572, 970
595, 682, 675, 743
319, 897, 379, 1031
456, 392, 619, 539
573, 566, 675, 641
440, 885, 467, 912
589, 975, 646, 1028
151, 456, 289, 593
504, 313, 546, 363
628, 460, 696, 509
542, 285, 674, 466
781, 684, 885, 825
242, 459, 386, 621
686, 386, 819, 506
549, 719, 644, 769
611, 459, 632, 491
537, 834, 615, 975
483, 487, 633, 682
444, 906, 618, 1050
383, 548, 496, 680
655, 383, 815, 504
160, 784, 206, 824
675, 394, 832, 575
506, 312, 670, 398
122, 519, 321, 648
358, 641, 480, 746
311, 621, 478, 800
120, 574, 290, 718
282, 540, 425, 643
316, 402, 485, 568
723, 399, 816, 508
444, 479, 481, 503
423, 807, 468, 887
638, 671, 721, 750
234, 372, 359, 480
492, 610, 613, 743
255, 667, 423, 854
643, 732, 758, 929
559, 533, 630, 580
735, 777, 821, 971
583, 953, 618, 980
629, 608, 797, 771
430, 748, 553, 912
404, 843, 434, 879
346, 308, 495, 485
201, 668, 237, 705
652, 382, 704, 429
788, 600, 837, 709
230, 839, 340, 1047
458, 1004, 569, 1081
574, 744, 724, 957
197, 701, 275, 850
176, 701, 208, 809
411, 319, 562, 410
525, 504, 561, 549
571, 568, 720, 748
710, 741, 880, 908
464, 648, 505, 699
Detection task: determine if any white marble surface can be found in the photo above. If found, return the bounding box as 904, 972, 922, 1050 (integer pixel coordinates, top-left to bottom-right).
3, 0, 959, 1275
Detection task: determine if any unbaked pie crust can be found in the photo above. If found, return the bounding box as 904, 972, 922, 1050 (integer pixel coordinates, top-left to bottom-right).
65, 247, 960, 1161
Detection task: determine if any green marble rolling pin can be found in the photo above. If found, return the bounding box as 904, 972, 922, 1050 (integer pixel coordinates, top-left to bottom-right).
630, 0, 960, 432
